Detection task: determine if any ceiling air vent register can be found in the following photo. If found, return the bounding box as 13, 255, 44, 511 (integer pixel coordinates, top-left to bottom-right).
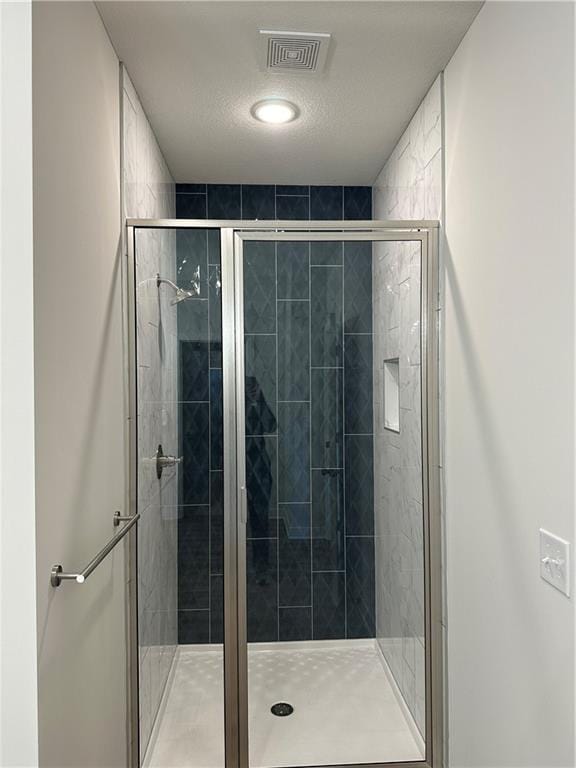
259, 30, 331, 74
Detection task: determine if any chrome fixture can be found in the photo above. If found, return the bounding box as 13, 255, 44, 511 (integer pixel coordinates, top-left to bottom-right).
156, 443, 182, 479
156, 273, 197, 304
50, 511, 140, 587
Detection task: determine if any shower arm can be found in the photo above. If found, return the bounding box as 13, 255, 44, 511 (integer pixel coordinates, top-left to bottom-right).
156, 274, 179, 292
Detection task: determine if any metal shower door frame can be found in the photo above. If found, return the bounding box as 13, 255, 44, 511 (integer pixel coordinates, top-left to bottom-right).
126, 219, 442, 768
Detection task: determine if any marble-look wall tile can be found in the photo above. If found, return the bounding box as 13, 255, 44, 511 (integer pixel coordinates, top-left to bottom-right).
372, 74, 442, 740
123, 66, 178, 759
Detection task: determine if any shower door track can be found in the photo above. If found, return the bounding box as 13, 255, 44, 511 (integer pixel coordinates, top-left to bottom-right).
126, 219, 442, 768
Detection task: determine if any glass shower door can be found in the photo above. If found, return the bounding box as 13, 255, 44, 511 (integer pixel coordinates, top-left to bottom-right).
133, 226, 226, 767
237, 233, 428, 768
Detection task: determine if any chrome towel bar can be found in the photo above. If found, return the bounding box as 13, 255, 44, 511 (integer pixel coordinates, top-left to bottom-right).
51, 511, 140, 587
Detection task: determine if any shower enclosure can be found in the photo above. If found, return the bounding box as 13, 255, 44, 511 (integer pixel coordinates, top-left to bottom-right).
127, 219, 441, 768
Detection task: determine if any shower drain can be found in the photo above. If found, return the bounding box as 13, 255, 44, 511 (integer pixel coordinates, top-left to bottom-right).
271, 702, 294, 717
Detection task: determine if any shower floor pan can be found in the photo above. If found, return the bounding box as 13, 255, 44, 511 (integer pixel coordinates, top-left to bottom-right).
144, 640, 424, 768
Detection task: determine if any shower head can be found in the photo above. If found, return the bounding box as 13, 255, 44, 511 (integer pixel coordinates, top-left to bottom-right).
156, 274, 197, 305
171, 286, 196, 305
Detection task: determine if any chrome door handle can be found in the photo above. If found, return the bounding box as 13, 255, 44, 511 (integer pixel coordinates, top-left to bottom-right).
156, 444, 182, 479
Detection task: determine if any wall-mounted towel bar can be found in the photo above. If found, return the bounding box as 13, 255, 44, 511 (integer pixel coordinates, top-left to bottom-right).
51, 511, 140, 587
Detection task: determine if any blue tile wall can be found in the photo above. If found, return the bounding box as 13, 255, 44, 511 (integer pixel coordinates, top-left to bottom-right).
176, 184, 374, 644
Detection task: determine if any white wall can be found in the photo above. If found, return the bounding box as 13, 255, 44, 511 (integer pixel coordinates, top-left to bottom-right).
0, 2, 39, 764
444, 3, 575, 765
33, 3, 127, 765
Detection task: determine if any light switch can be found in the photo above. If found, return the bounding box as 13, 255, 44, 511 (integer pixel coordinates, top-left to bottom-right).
539, 528, 570, 597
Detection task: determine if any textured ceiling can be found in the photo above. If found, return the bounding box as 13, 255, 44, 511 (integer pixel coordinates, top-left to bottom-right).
97, 1, 482, 184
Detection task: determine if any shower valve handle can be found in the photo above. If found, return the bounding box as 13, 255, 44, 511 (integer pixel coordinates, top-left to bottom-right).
156, 444, 182, 479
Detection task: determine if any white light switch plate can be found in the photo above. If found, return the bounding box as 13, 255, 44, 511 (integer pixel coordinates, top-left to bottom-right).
539, 528, 570, 597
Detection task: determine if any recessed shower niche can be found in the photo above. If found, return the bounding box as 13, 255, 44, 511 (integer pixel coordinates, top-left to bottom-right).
384, 358, 400, 433
130, 217, 440, 768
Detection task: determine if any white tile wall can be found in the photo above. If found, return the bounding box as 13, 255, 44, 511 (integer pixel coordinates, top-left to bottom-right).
122, 66, 178, 758
372, 75, 443, 738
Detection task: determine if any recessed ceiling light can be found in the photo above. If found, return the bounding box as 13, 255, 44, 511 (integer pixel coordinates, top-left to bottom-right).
251, 99, 299, 125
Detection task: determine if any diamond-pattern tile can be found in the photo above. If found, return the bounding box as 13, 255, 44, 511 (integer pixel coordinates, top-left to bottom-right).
207, 184, 241, 219
243, 242, 276, 334
176, 192, 207, 219
210, 471, 223, 574
276, 185, 309, 196
242, 185, 276, 220
179, 340, 209, 402
344, 242, 373, 333
177, 296, 208, 343
276, 194, 309, 220
310, 266, 343, 367
178, 505, 209, 609
246, 436, 277, 538
279, 506, 311, 607
277, 241, 309, 299
210, 370, 223, 470
343, 186, 372, 220
278, 402, 310, 503
311, 241, 343, 266
177, 183, 207, 194
312, 469, 344, 571
210, 574, 224, 643
311, 368, 343, 469
173, 184, 376, 644
178, 609, 209, 644
346, 536, 375, 637
209, 264, 222, 368
312, 571, 345, 640
278, 300, 310, 401
247, 539, 278, 642
344, 334, 373, 435
181, 403, 210, 504
279, 606, 312, 641
311, 186, 343, 220
345, 435, 374, 535
245, 335, 276, 431
207, 229, 221, 266
176, 229, 208, 296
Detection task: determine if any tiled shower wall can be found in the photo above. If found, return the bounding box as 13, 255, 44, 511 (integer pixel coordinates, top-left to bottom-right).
372, 75, 443, 736
122, 68, 178, 756
175, 184, 376, 644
